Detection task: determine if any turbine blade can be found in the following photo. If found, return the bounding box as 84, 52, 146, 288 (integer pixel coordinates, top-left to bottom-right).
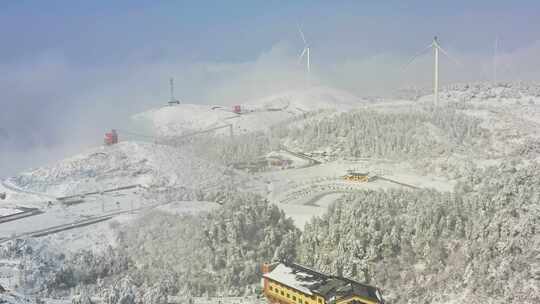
298, 48, 307, 62
402, 44, 433, 71
437, 46, 462, 66
298, 25, 307, 45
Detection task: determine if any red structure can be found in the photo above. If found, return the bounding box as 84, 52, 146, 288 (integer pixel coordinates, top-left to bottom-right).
104, 129, 118, 145
233, 105, 242, 114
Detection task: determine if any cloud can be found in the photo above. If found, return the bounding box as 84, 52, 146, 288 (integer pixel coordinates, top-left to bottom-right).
0, 42, 308, 176
2, 39, 540, 176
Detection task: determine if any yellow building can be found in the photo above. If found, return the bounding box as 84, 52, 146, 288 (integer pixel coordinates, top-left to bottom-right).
262, 262, 384, 304
343, 170, 375, 183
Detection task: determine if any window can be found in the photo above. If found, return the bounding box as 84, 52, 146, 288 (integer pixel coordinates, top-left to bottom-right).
269, 286, 273, 291
293, 296, 297, 301
287, 294, 290, 298
318, 299, 323, 304
281, 291, 284, 296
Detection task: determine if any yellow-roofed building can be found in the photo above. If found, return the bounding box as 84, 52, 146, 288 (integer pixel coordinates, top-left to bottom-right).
262, 262, 384, 304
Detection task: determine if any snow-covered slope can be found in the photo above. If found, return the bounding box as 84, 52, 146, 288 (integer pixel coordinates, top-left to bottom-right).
249, 86, 365, 112
0, 291, 38, 304
418, 82, 540, 104
133, 86, 367, 137
7, 141, 237, 196
132, 103, 234, 137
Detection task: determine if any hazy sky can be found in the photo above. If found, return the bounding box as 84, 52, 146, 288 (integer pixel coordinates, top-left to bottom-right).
1, 1, 539, 176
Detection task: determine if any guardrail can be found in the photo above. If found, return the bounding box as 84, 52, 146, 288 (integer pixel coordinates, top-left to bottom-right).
56, 184, 144, 201
0, 207, 43, 224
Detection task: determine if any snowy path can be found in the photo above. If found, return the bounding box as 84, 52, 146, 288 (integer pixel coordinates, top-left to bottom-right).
0, 189, 147, 241
279, 145, 322, 169
1, 178, 57, 200
275, 178, 407, 205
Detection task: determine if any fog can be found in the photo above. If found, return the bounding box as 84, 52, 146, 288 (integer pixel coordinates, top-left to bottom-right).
1, 3, 540, 177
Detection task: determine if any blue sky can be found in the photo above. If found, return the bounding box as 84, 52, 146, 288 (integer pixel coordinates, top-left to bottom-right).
1, 0, 539, 176
1, 1, 538, 65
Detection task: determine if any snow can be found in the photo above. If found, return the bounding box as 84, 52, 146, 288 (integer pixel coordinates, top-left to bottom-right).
0, 208, 22, 217
29, 210, 145, 255
133, 103, 236, 137
23, 201, 220, 255
0, 138, 258, 253
250, 86, 366, 113
275, 203, 327, 229
255, 157, 457, 229
262, 160, 454, 201
309, 193, 345, 208
7, 141, 244, 197
133, 86, 368, 137
0, 292, 33, 304
3, 81, 540, 303
0, 292, 70, 304
174, 296, 265, 304
0, 181, 51, 209
156, 200, 220, 215
263, 264, 316, 295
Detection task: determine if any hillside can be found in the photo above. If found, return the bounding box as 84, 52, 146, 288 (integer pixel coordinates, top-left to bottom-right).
132, 86, 367, 137
0, 291, 38, 304
298, 163, 540, 304
1, 82, 540, 304
7, 141, 245, 197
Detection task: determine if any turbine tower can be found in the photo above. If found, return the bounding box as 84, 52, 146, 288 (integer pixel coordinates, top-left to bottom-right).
405, 36, 460, 106
433, 37, 440, 105
493, 35, 499, 83
298, 25, 311, 83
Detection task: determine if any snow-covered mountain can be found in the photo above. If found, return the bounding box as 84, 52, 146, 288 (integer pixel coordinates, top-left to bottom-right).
250, 86, 366, 111
2, 82, 540, 304
7, 141, 238, 197
132, 86, 367, 137
416, 82, 540, 104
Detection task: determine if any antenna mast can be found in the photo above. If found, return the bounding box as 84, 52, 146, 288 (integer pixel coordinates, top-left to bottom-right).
170, 77, 175, 102
168, 77, 179, 105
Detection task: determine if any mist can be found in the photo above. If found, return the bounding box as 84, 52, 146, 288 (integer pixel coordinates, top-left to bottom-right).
1, 1, 540, 177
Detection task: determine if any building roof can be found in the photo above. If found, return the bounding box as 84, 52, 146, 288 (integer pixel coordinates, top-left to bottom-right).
263, 263, 317, 295
263, 263, 383, 303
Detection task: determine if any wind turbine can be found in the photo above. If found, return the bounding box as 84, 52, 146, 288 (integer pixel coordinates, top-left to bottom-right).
405, 36, 460, 106
298, 25, 311, 83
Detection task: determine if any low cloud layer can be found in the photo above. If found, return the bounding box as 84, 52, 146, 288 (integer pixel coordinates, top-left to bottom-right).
1, 39, 540, 177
